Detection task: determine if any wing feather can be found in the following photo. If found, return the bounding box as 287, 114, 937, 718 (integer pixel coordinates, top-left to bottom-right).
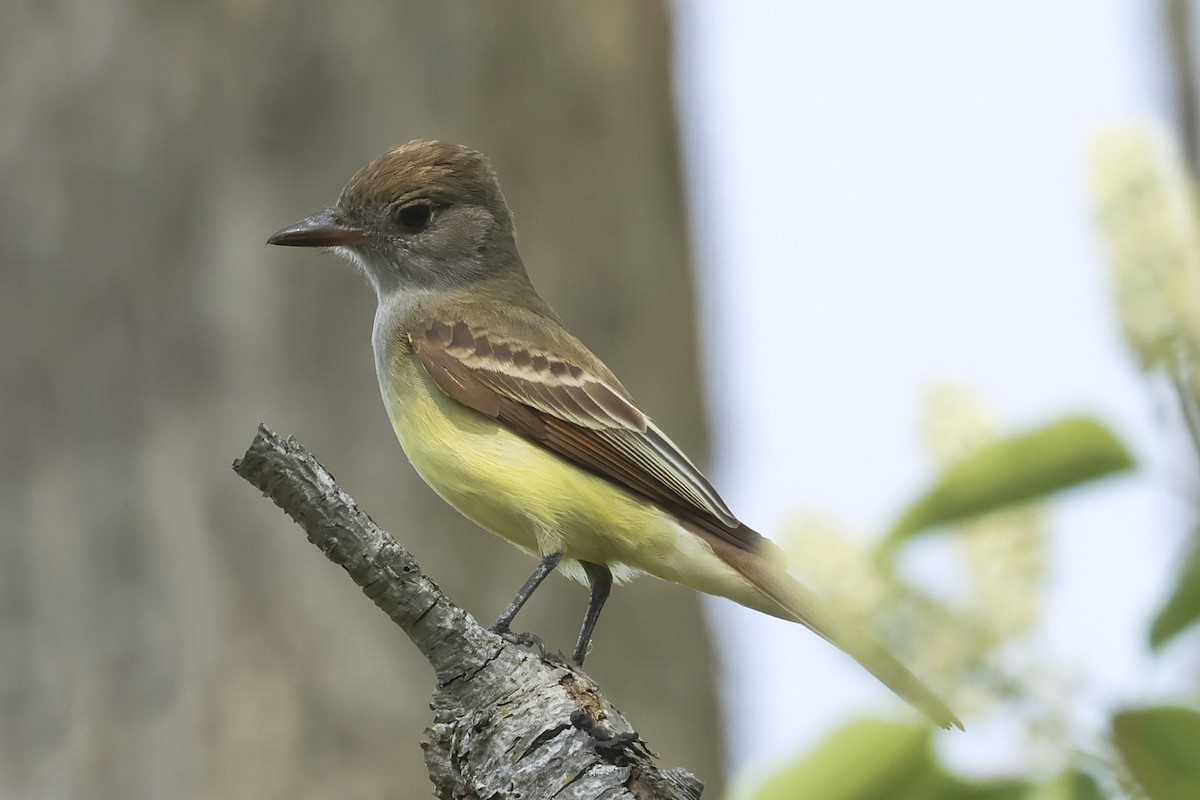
410, 318, 759, 552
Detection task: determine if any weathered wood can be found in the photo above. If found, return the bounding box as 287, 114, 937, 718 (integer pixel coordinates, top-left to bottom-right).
234, 425, 703, 800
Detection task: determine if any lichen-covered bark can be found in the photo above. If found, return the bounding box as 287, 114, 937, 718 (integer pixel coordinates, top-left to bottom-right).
234, 425, 702, 799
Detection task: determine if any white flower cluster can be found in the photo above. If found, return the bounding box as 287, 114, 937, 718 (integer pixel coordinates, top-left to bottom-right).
778, 383, 1051, 720
1090, 124, 1200, 402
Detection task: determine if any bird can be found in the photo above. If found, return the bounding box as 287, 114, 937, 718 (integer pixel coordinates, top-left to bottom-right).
267, 139, 962, 730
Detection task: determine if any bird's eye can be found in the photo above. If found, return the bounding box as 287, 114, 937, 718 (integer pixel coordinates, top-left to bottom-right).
397, 203, 433, 232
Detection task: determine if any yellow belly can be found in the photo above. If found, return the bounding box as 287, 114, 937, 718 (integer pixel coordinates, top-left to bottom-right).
377, 350, 751, 598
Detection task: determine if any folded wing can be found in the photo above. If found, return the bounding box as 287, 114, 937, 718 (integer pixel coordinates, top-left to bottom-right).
410, 317, 764, 553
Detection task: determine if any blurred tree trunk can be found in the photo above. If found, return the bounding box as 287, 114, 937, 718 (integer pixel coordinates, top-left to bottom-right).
1167, 0, 1200, 169
0, 2, 723, 798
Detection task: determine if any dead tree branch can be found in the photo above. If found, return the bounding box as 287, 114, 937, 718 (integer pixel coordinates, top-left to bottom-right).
232, 424, 704, 800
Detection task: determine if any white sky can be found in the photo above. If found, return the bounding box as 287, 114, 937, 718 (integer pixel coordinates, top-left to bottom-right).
673, 0, 1196, 791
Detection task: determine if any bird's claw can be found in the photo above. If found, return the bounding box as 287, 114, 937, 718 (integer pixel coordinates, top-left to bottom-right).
569, 710, 646, 765
489, 623, 548, 660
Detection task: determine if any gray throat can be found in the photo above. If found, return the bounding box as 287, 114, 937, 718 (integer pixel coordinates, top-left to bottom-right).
370, 287, 439, 377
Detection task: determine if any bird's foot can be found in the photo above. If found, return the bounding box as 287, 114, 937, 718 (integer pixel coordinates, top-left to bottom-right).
569, 710, 646, 766
489, 622, 548, 660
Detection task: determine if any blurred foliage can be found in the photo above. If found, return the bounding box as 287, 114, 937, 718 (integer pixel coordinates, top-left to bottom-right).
882, 416, 1133, 551
762, 402, 1135, 800
1149, 534, 1200, 649
751, 719, 1031, 800
754, 399, 1199, 800
749, 719, 1105, 800
1028, 770, 1107, 800
748, 122, 1200, 800
1091, 124, 1200, 657
1112, 707, 1200, 800
782, 387, 1086, 723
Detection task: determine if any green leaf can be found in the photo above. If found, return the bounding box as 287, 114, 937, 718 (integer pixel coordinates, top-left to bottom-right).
749, 717, 1033, 800
1114, 706, 1200, 800
750, 718, 934, 800
1026, 768, 1104, 800
954, 781, 1035, 800
882, 416, 1133, 550
1149, 534, 1200, 650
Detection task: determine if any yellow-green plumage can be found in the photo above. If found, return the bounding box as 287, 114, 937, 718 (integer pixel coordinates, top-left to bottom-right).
377, 335, 756, 601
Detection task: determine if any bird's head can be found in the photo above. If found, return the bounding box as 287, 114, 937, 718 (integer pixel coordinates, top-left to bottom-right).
268, 140, 522, 296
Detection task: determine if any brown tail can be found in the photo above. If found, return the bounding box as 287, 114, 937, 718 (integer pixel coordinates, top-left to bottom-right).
705, 532, 964, 731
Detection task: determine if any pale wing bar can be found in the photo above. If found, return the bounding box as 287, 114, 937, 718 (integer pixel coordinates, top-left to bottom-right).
411, 318, 754, 550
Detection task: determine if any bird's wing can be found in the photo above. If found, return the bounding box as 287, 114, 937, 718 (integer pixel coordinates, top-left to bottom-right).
410, 317, 765, 553
411, 316, 962, 730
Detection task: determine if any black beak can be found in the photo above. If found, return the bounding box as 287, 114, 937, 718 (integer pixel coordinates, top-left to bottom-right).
266, 209, 368, 247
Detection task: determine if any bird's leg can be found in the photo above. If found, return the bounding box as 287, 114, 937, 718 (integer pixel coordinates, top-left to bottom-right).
490, 552, 562, 656
572, 561, 613, 665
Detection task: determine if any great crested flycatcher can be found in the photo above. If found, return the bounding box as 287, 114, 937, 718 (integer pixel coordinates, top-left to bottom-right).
267, 140, 961, 730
